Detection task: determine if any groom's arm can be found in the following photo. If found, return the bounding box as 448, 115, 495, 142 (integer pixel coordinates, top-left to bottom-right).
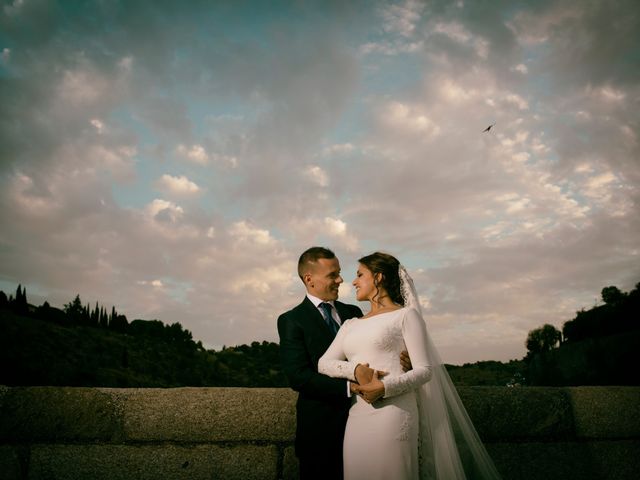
278, 312, 349, 400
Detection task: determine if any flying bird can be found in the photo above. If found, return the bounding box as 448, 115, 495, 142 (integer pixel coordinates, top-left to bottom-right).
482, 122, 496, 133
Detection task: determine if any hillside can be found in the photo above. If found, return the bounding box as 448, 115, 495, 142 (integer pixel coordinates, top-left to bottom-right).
0, 306, 286, 388
524, 282, 640, 386
1, 285, 531, 387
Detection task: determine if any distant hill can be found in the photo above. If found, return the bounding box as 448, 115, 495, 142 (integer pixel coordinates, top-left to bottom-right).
0, 288, 286, 387
0, 286, 522, 387
524, 282, 640, 386
446, 360, 526, 387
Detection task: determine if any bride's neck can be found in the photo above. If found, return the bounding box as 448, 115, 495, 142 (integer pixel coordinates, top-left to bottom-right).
368, 295, 396, 312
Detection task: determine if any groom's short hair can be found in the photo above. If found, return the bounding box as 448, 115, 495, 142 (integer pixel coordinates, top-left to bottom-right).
298, 247, 336, 280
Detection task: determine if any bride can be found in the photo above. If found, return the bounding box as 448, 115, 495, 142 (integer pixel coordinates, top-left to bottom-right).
318, 252, 501, 479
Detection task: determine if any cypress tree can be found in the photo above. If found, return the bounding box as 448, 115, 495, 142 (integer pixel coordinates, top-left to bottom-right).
64, 294, 83, 324
14, 284, 28, 315
92, 302, 99, 325
100, 306, 109, 328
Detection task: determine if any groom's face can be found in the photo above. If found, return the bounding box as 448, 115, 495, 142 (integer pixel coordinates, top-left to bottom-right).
306, 257, 343, 301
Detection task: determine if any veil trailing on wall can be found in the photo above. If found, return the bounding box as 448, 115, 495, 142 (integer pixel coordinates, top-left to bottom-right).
399, 265, 502, 480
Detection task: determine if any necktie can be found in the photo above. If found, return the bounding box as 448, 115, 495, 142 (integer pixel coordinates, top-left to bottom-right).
319, 302, 338, 335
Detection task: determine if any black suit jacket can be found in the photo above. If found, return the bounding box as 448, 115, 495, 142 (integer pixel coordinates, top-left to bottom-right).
277, 297, 363, 459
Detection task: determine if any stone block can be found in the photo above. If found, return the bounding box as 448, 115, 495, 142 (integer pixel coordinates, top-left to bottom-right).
568, 387, 640, 439
1, 385, 639, 480
113, 387, 296, 442
282, 445, 299, 480
0, 385, 10, 403
487, 440, 640, 480
29, 443, 278, 480
458, 387, 574, 441
0, 446, 23, 480
0, 387, 118, 442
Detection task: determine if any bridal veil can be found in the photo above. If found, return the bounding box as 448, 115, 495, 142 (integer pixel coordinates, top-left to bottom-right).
399, 265, 502, 479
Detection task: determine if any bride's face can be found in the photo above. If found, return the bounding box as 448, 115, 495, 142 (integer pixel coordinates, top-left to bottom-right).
353, 263, 376, 302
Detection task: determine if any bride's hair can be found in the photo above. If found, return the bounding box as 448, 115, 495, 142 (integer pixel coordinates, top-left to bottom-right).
358, 252, 404, 306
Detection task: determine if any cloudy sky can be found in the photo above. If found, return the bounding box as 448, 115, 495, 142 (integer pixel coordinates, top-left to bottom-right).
1, 0, 638, 364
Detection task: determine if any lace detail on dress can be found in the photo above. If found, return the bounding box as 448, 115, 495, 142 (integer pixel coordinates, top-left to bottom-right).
384, 363, 433, 398
373, 315, 404, 353
396, 411, 411, 441
317, 321, 359, 381
382, 309, 433, 398
319, 357, 358, 381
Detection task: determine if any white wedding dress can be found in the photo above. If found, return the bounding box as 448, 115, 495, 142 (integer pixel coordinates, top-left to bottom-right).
318, 307, 432, 480
319, 303, 502, 480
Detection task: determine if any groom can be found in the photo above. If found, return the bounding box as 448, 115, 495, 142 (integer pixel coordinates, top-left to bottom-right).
277, 247, 362, 480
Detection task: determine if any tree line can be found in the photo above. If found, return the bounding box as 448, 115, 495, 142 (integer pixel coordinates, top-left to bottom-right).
524, 282, 640, 385
1, 285, 130, 333
1, 284, 523, 387
0, 285, 285, 388
4, 281, 635, 388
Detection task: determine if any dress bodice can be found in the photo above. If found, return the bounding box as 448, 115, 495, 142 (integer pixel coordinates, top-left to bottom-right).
341, 309, 408, 377
319, 307, 432, 399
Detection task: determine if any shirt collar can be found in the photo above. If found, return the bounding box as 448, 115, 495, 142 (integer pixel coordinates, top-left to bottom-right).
306, 293, 335, 308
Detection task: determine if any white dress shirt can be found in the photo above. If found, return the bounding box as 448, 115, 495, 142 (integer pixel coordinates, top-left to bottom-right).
306, 293, 342, 328
306, 293, 352, 397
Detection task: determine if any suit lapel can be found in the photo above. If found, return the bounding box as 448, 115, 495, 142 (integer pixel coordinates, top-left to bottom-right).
335, 301, 361, 325
301, 296, 336, 339
334, 301, 350, 326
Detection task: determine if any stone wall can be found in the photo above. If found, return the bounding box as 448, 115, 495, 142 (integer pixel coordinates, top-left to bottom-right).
0, 386, 638, 479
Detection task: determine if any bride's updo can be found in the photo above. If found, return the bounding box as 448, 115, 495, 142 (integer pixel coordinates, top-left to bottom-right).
358, 252, 404, 306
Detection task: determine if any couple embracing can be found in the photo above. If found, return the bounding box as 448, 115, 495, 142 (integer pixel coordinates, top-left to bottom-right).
277, 247, 502, 480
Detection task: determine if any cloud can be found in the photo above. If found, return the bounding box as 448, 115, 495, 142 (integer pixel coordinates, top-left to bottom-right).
229, 221, 274, 246
432, 21, 490, 59
511, 63, 528, 74
137, 279, 164, 288
321, 143, 355, 157
380, 0, 424, 38
304, 165, 329, 187
508, 0, 640, 88
90, 118, 105, 133
8, 172, 58, 216
359, 0, 425, 56
590, 85, 626, 103
177, 144, 209, 165
379, 101, 441, 138
230, 264, 294, 295
0, 0, 638, 365
324, 217, 359, 252
58, 68, 109, 106
157, 174, 201, 196
145, 199, 184, 222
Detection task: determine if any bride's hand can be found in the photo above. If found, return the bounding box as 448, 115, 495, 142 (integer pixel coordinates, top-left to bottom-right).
352, 371, 386, 404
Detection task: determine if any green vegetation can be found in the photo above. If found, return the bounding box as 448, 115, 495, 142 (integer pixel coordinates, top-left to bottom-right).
446, 360, 525, 387
524, 283, 640, 386
2, 280, 637, 387
0, 285, 286, 388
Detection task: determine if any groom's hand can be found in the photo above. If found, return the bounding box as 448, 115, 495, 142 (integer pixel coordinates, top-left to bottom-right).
352, 371, 386, 404
354, 363, 388, 385
354, 363, 374, 384
400, 350, 412, 372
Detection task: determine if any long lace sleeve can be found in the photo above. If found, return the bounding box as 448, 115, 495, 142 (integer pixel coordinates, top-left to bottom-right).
382, 308, 433, 398
318, 325, 359, 381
